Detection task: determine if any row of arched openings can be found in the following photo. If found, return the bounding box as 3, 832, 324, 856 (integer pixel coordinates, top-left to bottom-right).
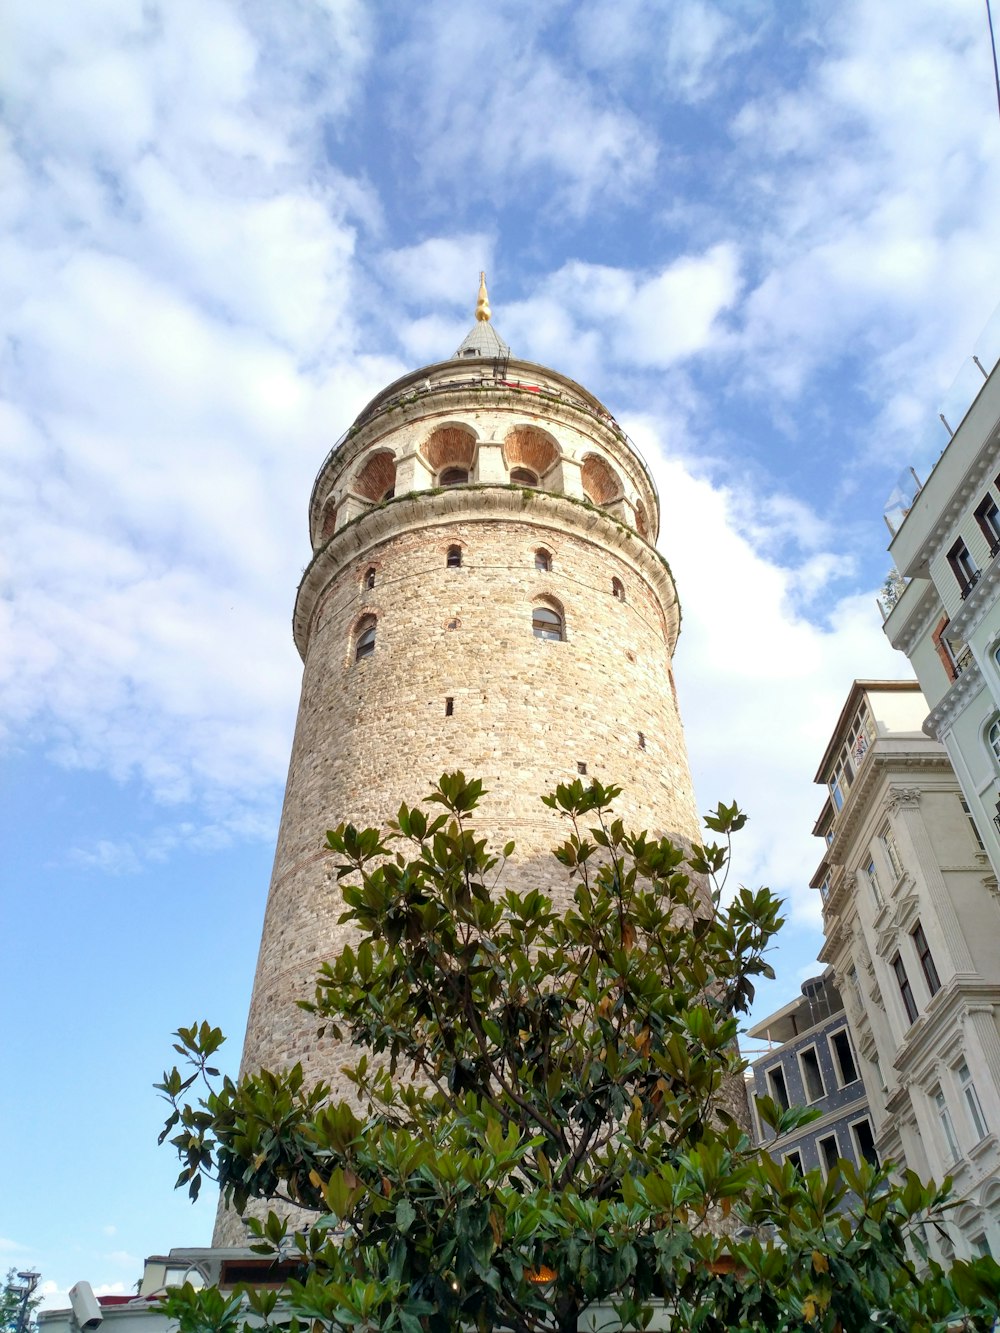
321, 423, 650, 541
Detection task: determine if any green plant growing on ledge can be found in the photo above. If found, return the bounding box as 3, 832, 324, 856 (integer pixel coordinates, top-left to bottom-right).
157, 774, 1000, 1333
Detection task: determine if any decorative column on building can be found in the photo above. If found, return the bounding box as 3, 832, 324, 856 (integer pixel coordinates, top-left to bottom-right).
215, 279, 704, 1243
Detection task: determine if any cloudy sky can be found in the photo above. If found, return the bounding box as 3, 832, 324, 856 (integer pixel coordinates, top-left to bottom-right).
4, 0, 1000, 1308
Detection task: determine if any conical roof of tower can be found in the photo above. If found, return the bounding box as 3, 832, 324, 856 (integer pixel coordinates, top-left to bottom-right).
453, 272, 510, 359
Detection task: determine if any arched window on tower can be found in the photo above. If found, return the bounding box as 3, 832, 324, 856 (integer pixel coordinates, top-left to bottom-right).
532, 601, 564, 642
354, 615, 377, 662
447, 545, 462, 568
439, 467, 469, 486
534, 548, 551, 572
364, 567, 376, 590
511, 467, 539, 487
612, 577, 625, 601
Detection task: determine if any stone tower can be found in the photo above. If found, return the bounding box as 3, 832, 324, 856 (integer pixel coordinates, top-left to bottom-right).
214, 278, 702, 1243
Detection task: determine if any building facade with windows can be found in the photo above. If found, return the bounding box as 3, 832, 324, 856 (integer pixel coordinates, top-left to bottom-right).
814, 680, 1000, 1258
747, 970, 876, 1180
214, 278, 713, 1243
881, 357, 1000, 884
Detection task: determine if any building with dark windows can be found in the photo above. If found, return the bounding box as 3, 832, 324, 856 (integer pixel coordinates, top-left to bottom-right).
813, 680, 1000, 1259
881, 351, 1000, 886
747, 970, 876, 1180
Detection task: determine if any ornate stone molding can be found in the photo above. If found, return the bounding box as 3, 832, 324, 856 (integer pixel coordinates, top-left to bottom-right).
924, 657, 985, 740
886, 786, 922, 812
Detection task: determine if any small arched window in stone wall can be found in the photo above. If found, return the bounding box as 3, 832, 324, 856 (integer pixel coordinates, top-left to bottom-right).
534, 548, 551, 572
439, 467, 469, 486
354, 450, 397, 503
510, 467, 539, 486
423, 425, 476, 477
612, 577, 625, 602
532, 598, 564, 642
320, 499, 338, 541
354, 614, 377, 662
634, 500, 649, 539
364, 566, 376, 590
447, 545, 462, 568
505, 425, 559, 481
581, 454, 623, 507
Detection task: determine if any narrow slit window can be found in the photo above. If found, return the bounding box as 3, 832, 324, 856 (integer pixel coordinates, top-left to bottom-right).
934, 1089, 960, 1161
767, 1065, 790, 1112
818, 1134, 839, 1176
577, 761, 587, 776
893, 953, 918, 1024
611, 577, 625, 601
829, 1028, 858, 1086
958, 1063, 988, 1140
534, 549, 551, 572
851, 1118, 879, 1168
364, 567, 376, 590
445, 697, 454, 717
354, 615, 377, 662
799, 1046, 826, 1102
447, 545, 462, 568
911, 921, 941, 996
638, 731, 645, 750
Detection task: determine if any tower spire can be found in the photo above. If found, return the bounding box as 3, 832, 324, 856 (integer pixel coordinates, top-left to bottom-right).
475, 271, 491, 322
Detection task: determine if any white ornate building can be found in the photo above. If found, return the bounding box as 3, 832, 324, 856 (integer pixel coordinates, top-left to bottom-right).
813, 680, 1000, 1258
881, 355, 1000, 883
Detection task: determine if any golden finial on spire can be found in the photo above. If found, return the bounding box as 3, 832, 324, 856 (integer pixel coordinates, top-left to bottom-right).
475, 271, 491, 322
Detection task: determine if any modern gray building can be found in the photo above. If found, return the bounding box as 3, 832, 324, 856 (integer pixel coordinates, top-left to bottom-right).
747, 969, 877, 1179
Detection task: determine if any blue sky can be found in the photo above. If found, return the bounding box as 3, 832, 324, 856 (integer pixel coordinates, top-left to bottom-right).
4, 0, 1000, 1308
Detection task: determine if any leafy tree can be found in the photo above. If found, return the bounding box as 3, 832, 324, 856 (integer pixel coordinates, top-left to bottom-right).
158, 774, 1000, 1332
1, 1270, 40, 1333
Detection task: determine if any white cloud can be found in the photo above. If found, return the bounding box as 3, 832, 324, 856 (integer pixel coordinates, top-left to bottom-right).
571, 0, 751, 101
383, 9, 658, 212
641, 450, 910, 927
727, 0, 1000, 427
384, 236, 496, 310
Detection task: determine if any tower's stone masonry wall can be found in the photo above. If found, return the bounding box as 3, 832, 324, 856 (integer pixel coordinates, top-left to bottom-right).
215, 360, 724, 1245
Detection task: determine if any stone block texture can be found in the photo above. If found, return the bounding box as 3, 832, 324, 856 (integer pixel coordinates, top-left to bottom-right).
214, 356, 707, 1243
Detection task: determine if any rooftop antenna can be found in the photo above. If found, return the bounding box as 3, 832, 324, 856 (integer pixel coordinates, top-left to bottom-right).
988, 1, 1000, 125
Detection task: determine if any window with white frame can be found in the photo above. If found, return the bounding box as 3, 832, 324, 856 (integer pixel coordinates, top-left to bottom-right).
818, 1133, 839, 1176
851, 1117, 879, 1168
879, 824, 903, 880
947, 537, 980, 596
798, 1046, 826, 1102
957, 1062, 988, 1141
829, 1028, 859, 1087
864, 856, 883, 908
911, 921, 941, 997
893, 953, 918, 1024
828, 750, 853, 810
846, 702, 875, 768
766, 1065, 790, 1112
974, 493, 1000, 552
871, 1052, 887, 1093
960, 796, 986, 851
934, 1087, 961, 1162
988, 718, 1000, 766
